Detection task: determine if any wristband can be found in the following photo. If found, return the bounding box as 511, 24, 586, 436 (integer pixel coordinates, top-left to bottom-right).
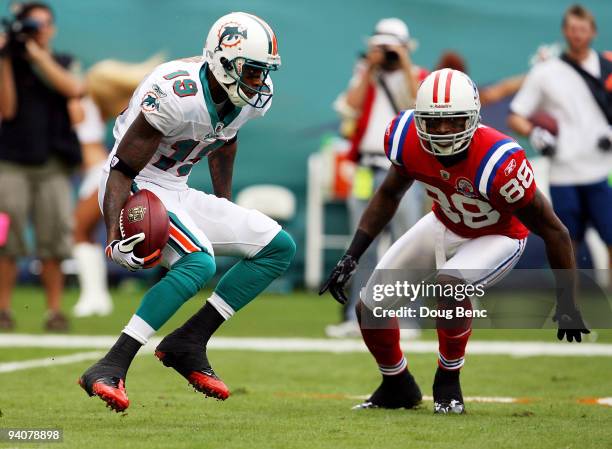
110, 155, 139, 179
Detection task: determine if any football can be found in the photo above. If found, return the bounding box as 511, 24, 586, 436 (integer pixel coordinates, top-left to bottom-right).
529, 110, 558, 135
119, 189, 170, 258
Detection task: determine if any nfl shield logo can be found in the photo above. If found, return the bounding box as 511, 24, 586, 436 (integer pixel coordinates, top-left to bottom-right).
128, 206, 147, 223
440, 170, 450, 180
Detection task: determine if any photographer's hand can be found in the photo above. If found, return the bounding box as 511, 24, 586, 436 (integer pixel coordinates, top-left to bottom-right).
23, 39, 83, 98
366, 46, 385, 70
24, 39, 47, 63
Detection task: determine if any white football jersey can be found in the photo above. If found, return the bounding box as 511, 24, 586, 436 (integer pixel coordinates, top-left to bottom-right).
108, 56, 272, 190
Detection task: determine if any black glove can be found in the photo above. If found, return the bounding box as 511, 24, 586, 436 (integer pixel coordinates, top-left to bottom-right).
553, 307, 590, 342
318, 254, 358, 305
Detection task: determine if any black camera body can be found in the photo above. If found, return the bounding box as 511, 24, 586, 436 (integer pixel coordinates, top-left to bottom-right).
2, 17, 40, 56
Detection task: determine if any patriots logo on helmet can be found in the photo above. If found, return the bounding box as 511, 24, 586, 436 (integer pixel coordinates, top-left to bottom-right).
216, 22, 248, 51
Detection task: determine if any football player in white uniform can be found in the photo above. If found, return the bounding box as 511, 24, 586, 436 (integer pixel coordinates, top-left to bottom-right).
78, 12, 295, 412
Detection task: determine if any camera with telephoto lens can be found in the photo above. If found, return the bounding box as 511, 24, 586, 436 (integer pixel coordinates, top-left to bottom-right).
1, 17, 41, 56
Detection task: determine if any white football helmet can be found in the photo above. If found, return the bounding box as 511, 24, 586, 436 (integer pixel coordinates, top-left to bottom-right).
414, 69, 480, 156
203, 12, 281, 108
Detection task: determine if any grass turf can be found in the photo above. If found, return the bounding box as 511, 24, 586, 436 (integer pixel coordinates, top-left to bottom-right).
0, 349, 611, 449
1, 286, 611, 448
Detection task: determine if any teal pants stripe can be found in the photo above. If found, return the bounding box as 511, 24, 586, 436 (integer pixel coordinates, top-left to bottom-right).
214, 230, 296, 312
136, 251, 216, 330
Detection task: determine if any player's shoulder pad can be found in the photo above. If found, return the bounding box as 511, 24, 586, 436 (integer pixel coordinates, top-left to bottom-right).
384, 109, 415, 167
474, 131, 525, 200
139, 61, 202, 133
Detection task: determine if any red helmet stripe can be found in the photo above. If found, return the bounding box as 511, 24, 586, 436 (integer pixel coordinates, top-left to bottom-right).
444, 70, 454, 103
271, 32, 278, 55
432, 71, 441, 103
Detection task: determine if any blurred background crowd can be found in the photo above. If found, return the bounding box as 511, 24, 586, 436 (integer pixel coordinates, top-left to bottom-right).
0, 0, 610, 334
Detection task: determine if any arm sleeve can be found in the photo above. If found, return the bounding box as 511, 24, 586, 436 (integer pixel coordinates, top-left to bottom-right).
509, 67, 544, 118
489, 150, 537, 212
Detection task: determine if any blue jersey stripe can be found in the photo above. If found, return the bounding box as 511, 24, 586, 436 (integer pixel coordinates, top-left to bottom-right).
486, 147, 520, 198
395, 112, 414, 167
474, 138, 514, 189
387, 114, 403, 158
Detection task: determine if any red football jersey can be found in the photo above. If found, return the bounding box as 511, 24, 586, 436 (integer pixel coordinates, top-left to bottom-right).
384, 110, 536, 239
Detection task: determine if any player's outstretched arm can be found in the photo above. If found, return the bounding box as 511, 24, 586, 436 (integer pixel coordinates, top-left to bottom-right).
319, 166, 413, 303
103, 112, 163, 243
208, 139, 237, 201
514, 189, 590, 342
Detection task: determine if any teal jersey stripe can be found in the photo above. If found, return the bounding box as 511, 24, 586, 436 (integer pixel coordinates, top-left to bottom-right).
199, 62, 242, 127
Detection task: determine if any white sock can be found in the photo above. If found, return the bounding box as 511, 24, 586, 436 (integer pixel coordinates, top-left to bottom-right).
123, 315, 156, 344
73, 242, 112, 308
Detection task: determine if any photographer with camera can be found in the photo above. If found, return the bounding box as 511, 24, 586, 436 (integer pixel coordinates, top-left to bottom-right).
327, 18, 427, 338
0, 2, 83, 331
508, 5, 612, 286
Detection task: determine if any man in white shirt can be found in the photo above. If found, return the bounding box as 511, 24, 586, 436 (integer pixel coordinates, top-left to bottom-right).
508, 4, 612, 279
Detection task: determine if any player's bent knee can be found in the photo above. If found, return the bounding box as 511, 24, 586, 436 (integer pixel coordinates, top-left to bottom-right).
172, 251, 216, 297
259, 230, 296, 274
276, 230, 297, 262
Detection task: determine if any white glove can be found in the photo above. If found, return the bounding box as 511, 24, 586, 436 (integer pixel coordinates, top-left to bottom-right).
529, 127, 557, 156
105, 233, 161, 271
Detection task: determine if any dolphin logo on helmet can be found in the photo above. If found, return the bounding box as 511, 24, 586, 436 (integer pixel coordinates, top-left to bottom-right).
216, 23, 248, 51
204, 12, 281, 108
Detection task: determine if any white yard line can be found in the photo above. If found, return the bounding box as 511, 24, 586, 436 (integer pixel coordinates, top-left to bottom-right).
0, 351, 104, 373
349, 394, 528, 404
1, 334, 612, 356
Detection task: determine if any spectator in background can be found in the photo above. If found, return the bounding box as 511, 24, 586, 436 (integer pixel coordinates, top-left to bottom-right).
327, 18, 426, 338
0, 2, 83, 330
69, 55, 163, 317
508, 4, 612, 283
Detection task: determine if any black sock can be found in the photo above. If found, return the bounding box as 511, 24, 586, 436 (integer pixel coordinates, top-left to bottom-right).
161, 302, 226, 352
434, 366, 460, 383
102, 333, 143, 374
433, 367, 462, 400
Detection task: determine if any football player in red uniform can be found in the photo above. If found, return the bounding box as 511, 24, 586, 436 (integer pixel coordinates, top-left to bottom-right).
320, 69, 589, 414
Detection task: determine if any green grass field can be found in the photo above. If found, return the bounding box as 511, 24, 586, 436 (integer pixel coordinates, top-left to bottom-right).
1, 286, 611, 449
